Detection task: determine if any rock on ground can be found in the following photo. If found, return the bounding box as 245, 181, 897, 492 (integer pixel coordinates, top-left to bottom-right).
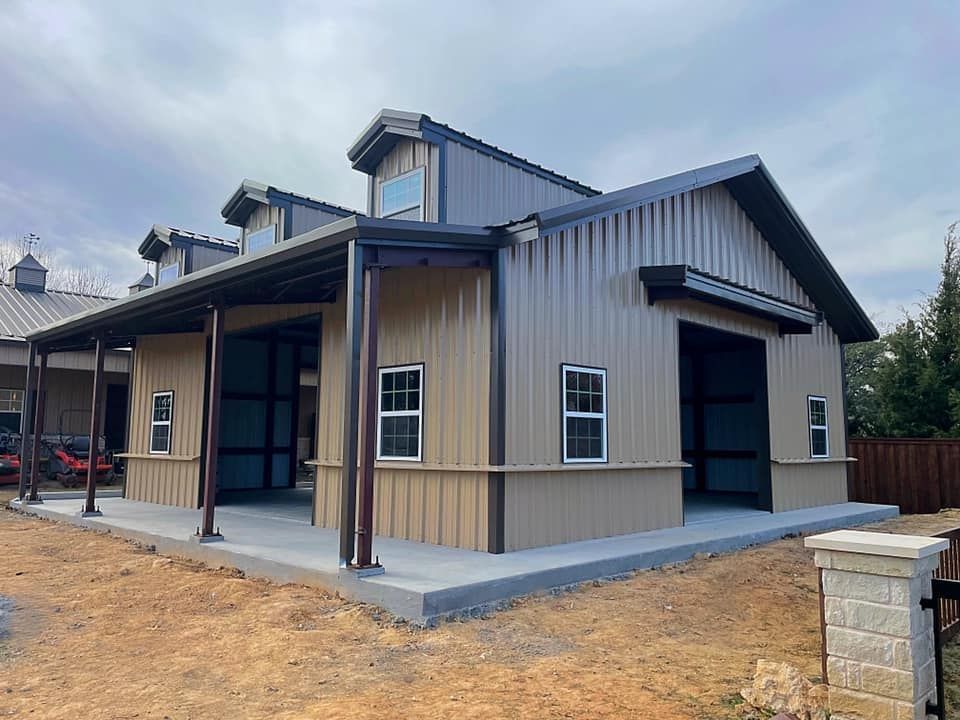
740, 659, 827, 720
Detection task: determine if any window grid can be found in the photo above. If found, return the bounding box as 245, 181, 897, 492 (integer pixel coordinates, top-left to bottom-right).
808, 395, 829, 458
150, 390, 173, 454
0, 389, 23, 414
376, 364, 423, 461
562, 365, 607, 463
380, 167, 424, 220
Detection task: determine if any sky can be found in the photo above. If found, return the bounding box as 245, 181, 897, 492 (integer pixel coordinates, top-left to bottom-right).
0, 0, 957, 328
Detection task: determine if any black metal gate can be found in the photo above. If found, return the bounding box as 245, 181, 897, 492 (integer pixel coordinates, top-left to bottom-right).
923, 577, 960, 720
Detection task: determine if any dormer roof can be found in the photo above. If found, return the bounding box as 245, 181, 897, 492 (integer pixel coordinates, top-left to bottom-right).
347, 109, 600, 197
220, 180, 361, 228
138, 224, 238, 262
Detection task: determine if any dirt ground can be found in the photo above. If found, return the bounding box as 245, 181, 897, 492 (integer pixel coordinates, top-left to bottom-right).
1, 493, 958, 720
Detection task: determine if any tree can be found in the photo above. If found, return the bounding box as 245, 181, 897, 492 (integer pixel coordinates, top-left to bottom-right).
846, 221, 960, 438
0, 235, 114, 296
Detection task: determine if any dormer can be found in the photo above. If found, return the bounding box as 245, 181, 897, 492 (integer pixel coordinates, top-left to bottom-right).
139, 225, 239, 285
347, 109, 601, 226
8, 253, 48, 292
221, 180, 360, 255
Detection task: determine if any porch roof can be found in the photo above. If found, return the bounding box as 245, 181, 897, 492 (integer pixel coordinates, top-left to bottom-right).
26, 216, 498, 352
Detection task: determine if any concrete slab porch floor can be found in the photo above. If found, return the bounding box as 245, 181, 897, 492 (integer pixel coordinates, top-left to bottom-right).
9, 495, 898, 624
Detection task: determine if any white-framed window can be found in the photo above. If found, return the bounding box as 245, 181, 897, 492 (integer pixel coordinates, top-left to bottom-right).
157, 263, 180, 285
808, 395, 829, 458
376, 364, 423, 461
246, 224, 277, 254
380, 167, 424, 221
150, 390, 174, 454
562, 364, 607, 463
0, 388, 24, 415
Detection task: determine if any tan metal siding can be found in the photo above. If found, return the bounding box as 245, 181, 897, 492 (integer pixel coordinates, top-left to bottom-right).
372, 139, 439, 222
771, 462, 848, 511
503, 184, 849, 515
312, 266, 490, 550
242, 204, 282, 251
0, 364, 125, 436
445, 139, 590, 226
158, 245, 184, 277
314, 465, 488, 550
123, 334, 205, 508
504, 468, 682, 551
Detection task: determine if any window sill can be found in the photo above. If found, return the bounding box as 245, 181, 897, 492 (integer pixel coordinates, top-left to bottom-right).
772, 457, 857, 465
115, 453, 200, 462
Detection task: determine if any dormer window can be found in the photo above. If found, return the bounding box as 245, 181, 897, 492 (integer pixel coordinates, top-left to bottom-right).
246, 224, 277, 254
381, 168, 424, 221
157, 263, 180, 285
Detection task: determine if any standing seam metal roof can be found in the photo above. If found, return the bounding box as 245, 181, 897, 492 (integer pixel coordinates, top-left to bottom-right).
0, 284, 114, 340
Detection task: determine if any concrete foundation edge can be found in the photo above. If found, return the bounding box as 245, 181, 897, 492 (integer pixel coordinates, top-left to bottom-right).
8, 500, 898, 624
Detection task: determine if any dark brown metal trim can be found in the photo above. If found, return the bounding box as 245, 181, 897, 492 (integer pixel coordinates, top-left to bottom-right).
17, 341, 37, 501
199, 302, 225, 537
339, 241, 364, 567
28, 351, 47, 501
355, 264, 381, 568
487, 247, 507, 553
83, 335, 106, 514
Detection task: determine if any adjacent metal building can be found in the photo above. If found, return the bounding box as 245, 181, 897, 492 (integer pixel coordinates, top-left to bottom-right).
21, 109, 876, 566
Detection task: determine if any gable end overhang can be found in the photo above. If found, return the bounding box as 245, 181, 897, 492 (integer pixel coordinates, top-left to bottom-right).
513, 155, 877, 344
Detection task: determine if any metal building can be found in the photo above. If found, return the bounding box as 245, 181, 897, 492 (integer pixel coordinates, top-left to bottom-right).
18, 109, 876, 569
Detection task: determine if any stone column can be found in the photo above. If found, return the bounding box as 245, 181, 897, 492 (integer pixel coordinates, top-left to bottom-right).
805, 530, 947, 720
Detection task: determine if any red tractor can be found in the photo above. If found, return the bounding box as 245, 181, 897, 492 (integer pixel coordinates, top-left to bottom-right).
45, 434, 114, 487
0, 428, 21, 485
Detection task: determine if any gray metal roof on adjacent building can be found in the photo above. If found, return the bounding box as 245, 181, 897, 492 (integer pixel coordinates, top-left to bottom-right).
0, 283, 114, 341
220, 179, 363, 227
347, 109, 601, 196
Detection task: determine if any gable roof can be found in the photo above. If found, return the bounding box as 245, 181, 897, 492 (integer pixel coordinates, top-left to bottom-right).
506, 154, 877, 344
128, 272, 155, 290
347, 109, 601, 197
220, 179, 361, 228
138, 224, 238, 262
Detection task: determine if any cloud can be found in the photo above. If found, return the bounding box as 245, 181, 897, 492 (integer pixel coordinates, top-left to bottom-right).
0, 0, 956, 322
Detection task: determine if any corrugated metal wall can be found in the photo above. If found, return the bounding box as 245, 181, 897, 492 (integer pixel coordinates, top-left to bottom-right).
771, 462, 848, 511
0, 364, 126, 435
223, 304, 321, 334
502, 182, 847, 521
290, 205, 348, 237
445, 140, 590, 226
372, 139, 440, 221
242, 204, 282, 250
123, 334, 206, 508
190, 244, 235, 273
313, 266, 490, 550
504, 468, 682, 551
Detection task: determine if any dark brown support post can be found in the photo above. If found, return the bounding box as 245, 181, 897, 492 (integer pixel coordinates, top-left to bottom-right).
487, 247, 506, 554
355, 262, 381, 569
17, 342, 37, 502
197, 300, 225, 541
340, 241, 363, 568
27, 350, 47, 502
81, 335, 105, 516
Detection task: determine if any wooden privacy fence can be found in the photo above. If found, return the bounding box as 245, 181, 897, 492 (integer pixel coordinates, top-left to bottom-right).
848, 438, 960, 514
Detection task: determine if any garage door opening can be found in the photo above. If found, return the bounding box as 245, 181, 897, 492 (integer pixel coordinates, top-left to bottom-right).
203, 316, 319, 517
679, 322, 772, 524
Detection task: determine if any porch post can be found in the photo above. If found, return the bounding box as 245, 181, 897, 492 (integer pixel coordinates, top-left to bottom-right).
197, 300, 224, 541
339, 241, 363, 567
16, 341, 37, 501
27, 350, 47, 502
355, 262, 381, 569
81, 334, 105, 516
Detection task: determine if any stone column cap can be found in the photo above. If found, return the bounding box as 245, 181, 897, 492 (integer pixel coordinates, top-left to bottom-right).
805, 530, 948, 559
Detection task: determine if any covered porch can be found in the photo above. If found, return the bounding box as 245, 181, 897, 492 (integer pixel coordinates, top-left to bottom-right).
14, 215, 499, 573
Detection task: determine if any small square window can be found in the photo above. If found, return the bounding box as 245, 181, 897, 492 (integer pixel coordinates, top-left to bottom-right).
562, 365, 607, 463
377, 364, 424, 461
380, 168, 424, 220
